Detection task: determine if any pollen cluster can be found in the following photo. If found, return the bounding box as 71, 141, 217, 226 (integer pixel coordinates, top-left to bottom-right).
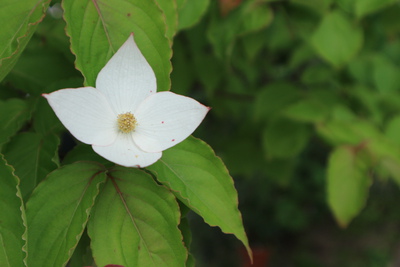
117, 112, 137, 133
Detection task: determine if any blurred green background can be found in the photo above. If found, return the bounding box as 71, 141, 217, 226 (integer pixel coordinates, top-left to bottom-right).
171, 0, 400, 266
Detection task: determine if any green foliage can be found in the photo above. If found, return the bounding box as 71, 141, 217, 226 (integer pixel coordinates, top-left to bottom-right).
3, 0, 400, 265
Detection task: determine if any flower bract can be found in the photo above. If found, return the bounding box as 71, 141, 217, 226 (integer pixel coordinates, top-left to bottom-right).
44, 34, 209, 167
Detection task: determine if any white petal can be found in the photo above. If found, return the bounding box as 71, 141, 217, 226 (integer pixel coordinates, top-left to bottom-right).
133, 92, 209, 152
96, 34, 156, 114
92, 133, 162, 168
43, 87, 117, 146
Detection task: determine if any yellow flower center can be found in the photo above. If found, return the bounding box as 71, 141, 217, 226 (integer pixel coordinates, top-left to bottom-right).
117, 112, 137, 133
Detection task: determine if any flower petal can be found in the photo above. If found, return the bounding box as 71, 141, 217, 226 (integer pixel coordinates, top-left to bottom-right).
43, 87, 117, 146
92, 133, 162, 167
95, 34, 157, 114
133, 92, 209, 152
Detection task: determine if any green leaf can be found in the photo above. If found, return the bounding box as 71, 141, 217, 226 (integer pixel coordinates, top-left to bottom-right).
355, 0, 397, 18
26, 162, 106, 267
147, 136, 251, 259
62, 0, 171, 91
372, 55, 400, 93
156, 0, 178, 40
3, 133, 60, 200
327, 146, 371, 227
178, 0, 210, 30
262, 118, 311, 158
253, 82, 301, 122
0, 99, 31, 148
62, 144, 111, 167
0, 155, 27, 267
311, 11, 363, 68
88, 167, 186, 267
0, 0, 50, 81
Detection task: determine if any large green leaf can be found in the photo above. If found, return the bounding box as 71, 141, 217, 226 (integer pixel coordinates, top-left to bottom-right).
147, 136, 251, 258
88, 167, 186, 267
62, 0, 171, 91
3, 133, 60, 199
0, 99, 31, 148
26, 162, 106, 267
0, 155, 27, 267
311, 11, 363, 68
0, 0, 50, 82
327, 146, 371, 227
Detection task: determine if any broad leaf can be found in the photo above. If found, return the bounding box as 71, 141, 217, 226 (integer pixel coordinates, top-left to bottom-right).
147, 136, 251, 258
0, 99, 31, 148
88, 167, 186, 267
3, 133, 60, 199
327, 146, 371, 227
26, 162, 106, 267
0, 155, 27, 267
62, 0, 171, 90
0, 0, 50, 81
311, 11, 363, 68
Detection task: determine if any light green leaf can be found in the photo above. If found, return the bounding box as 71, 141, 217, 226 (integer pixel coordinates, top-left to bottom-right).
147, 136, 251, 259
62, 0, 171, 91
327, 146, 371, 227
0, 155, 27, 267
253, 82, 301, 122
178, 0, 210, 30
311, 11, 363, 68
355, 0, 397, 18
372, 55, 400, 93
156, 0, 178, 40
88, 167, 186, 267
0, 99, 31, 147
3, 133, 59, 200
0, 0, 50, 81
26, 162, 106, 267
262, 118, 311, 158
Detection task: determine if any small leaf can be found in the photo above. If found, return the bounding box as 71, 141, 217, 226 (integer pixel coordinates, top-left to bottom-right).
0, 155, 27, 267
0, 0, 50, 81
88, 167, 186, 267
62, 0, 171, 91
26, 162, 107, 267
178, 0, 210, 30
311, 11, 363, 68
262, 118, 311, 158
327, 146, 371, 227
0, 99, 31, 148
147, 136, 251, 259
3, 133, 60, 199
355, 0, 397, 18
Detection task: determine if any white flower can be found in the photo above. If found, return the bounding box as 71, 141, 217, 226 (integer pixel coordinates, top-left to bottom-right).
44, 34, 209, 168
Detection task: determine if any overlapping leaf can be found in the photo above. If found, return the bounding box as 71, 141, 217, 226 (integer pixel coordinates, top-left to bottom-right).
26, 162, 106, 267
88, 167, 186, 267
147, 136, 251, 258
